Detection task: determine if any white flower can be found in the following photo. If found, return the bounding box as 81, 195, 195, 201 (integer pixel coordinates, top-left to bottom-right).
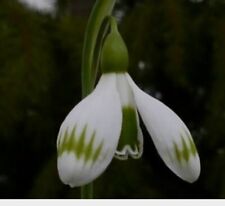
57, 16, 200, 187
57, 72, 200, 187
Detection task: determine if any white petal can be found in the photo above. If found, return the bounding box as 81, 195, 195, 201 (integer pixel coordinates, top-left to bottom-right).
114, 74, 143, 160
57, 74, 122, 187
126, 74, 200, 183
116, 73, 136, 107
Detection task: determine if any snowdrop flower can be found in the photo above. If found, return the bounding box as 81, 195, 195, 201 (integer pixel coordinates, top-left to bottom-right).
57, 18, 200, 187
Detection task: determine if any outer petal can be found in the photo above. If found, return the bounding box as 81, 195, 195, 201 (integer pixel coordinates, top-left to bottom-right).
126, 74, 200, 183
57, 74, 122, 187
114, 73, 143, 160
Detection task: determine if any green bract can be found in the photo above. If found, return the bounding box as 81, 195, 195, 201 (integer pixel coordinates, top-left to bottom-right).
100, 18, 129, 73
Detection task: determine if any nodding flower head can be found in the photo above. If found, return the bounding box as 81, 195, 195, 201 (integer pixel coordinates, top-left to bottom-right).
57, 17, 200, 187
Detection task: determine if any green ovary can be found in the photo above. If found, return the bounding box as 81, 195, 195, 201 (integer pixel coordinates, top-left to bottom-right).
100, 17, 129, 73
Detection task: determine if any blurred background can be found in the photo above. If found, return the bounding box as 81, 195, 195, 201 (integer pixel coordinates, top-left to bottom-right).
0, 0, 225, 198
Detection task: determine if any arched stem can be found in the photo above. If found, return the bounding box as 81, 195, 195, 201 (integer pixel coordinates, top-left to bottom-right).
81, 0, 116, 97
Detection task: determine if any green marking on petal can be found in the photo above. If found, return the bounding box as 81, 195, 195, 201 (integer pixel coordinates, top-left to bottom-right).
188, 137, 197, 156
58, 129, 69, 156
62, 129, 69, 147
76, 126, 87, 158
57, 126, 104, 163
181, 137, 189, 162
93, 141, 104, 162
67, 127, 77, 152
117, 107, 139, 152
84, 131, 95, 162
183, 129, 197, 156
174, 142, 182, 163
173, 132, 199, 163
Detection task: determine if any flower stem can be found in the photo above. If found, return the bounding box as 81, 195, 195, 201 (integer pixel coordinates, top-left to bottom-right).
81, 183, 93, 199
80, 0, 116, 199
81, 0, 116, 97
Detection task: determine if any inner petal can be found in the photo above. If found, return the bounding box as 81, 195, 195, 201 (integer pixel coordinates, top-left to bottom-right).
115, 73, 143, 160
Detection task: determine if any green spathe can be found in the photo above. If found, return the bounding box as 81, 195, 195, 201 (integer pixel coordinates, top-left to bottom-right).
101, 17, 129, 73
58, 126, 104, 163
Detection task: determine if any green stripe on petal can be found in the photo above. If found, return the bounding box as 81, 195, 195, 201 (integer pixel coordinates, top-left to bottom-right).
76, 126, 87, 158
174, 133, 198, 163
57, 126, 104, 163
58, 128, 71, 156
174, 142, 182, 163
189, 138, 197, 156
93, 141, 104, 162
84, 132, 95, 162
183, 129, 197, 156
68, 127, 77, 152
181, 137, 189, 162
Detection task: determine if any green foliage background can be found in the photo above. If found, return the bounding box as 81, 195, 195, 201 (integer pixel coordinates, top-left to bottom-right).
0, 0, 225, 198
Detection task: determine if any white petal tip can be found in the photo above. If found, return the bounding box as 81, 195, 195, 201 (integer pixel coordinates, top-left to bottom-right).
182, 156, 201, 183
